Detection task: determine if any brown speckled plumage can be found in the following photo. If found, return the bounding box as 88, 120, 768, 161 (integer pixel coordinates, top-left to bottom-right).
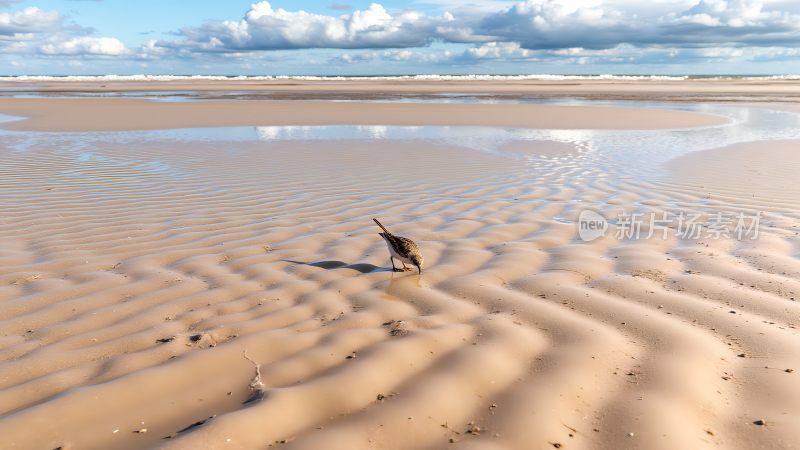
373, 218, 424, 273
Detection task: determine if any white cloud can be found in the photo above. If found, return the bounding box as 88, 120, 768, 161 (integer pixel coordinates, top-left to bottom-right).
0, 5, 136, 59
332, 51, 378, 63
40, 36, 129, 56
5, 0, 800, 71
382, 48, 450, 61
143, 0, 800, 62
436, 0, 800, 54
676, 0, 771, 26
699, 46, 745, 58
0, 6, 61, 35
331, 48, 451, 64
136, 39, 169, 59
171, 1, 445, 52
461, 41, 532, 60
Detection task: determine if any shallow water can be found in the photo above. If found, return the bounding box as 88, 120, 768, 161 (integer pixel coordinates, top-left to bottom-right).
0, 91, 200, 102
2, 101, 799, 183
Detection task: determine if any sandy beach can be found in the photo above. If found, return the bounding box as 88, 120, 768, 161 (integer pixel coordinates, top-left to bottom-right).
0, 97, 727, 132
1, 80, 799, 450
2, 77, 800, 99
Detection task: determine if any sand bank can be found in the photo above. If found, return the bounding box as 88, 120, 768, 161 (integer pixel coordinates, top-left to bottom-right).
2, 77, 800, 96
666, 139, 800, 208
0, 98, 727, 132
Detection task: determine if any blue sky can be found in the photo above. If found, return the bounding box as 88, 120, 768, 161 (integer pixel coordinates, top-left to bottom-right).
2, 0, 800, 75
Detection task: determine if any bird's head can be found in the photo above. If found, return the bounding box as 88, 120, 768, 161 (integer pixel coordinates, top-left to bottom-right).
411, 253, 424, 274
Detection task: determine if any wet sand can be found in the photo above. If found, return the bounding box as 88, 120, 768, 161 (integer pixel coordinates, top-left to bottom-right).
666, 139, 800, 207
2, 77, 800, 96
0, 87, 799, 450
0, 98, 726, 132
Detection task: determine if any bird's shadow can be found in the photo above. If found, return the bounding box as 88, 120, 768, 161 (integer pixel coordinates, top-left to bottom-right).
282, 259, 392, 274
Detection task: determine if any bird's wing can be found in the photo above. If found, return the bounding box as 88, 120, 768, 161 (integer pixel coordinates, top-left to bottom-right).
394, 236, 419, 254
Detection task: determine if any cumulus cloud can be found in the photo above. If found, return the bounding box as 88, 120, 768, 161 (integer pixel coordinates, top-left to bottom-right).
655, 0, 800, 47
452, 41, 662, 65
40, 36, 128, 56
470, 0, 629, 50
5, 0, 800, 70
0, 6, 68, 54
0, 5, 133, 59
382, 48, 449, 61
460, 41, 533, 60
331, 51, 378, 63
157, 0, 800, 58
136, 39, 169, 59
331, 48, 451, 64
168, 1, 446, 52
0, 6, 61, 35
674, 0, 772, 27
470, 0, 800, 50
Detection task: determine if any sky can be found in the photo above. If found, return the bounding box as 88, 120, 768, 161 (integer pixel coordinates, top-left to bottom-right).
2, 0, 800, 75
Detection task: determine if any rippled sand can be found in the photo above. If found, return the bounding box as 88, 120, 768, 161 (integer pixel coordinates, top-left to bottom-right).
0, 99, 799, 450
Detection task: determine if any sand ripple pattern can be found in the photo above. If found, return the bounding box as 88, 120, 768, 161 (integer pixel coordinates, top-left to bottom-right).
1, 115, 799, 450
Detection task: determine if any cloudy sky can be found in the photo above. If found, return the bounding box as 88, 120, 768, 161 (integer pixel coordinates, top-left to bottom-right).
2, 0, 800, 75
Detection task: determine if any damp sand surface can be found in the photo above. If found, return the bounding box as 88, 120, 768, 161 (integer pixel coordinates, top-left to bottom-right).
0, 96, 799, 450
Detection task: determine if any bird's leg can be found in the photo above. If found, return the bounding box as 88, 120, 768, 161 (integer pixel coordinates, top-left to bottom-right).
391, 257, 402, 272
402, 262, 412, 272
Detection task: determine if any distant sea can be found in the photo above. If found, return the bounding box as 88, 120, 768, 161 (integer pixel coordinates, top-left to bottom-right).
1, 74, 799, 81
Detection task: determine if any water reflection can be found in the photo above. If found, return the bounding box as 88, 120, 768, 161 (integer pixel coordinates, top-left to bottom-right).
1, 101, 799, 183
